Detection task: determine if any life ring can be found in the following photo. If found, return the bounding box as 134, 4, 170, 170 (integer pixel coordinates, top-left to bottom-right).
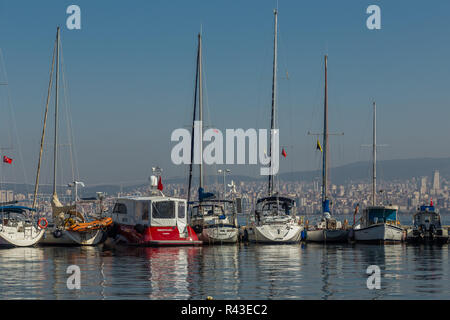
38, 217, 48, 229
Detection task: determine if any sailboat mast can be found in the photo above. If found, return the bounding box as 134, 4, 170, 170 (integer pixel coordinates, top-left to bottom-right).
322, 55, 328, 207
53, 27, 60, 196
198, 33, 203, 191
268, 8, 278, 195
187, 34, 200, 203
372, 101, 376, 206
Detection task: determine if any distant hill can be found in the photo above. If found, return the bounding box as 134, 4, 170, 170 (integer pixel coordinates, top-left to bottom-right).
279, 157, 450, 184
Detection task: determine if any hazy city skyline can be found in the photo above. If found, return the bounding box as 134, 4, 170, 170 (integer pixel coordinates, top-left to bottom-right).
0, 0, 449, 186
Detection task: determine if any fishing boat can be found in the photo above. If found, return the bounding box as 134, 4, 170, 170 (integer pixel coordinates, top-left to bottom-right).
246, 9, 302, 244
108, 170, 201, 246
352, 102, 403, 243
186, 33, 239, 244
305, 55, 348, 243
406, 200, 449, 244
0, 205, 46, 247
36, 27, 111, 246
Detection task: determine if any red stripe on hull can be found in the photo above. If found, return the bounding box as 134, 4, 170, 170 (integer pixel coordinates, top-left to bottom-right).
116, 224, 201, 246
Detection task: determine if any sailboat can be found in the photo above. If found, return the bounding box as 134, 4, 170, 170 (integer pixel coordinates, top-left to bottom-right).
0, 51, 45, 247
37, 27, 112, 246
305, 55, 349, 243
187, 33, 239, 244
245, 9, 303, 244
352, 102, 403, 243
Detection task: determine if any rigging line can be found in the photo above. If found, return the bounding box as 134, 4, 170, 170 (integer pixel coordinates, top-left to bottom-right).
59, 42, 78, 183
0, 49, 31, 194
33, 39, 56, 209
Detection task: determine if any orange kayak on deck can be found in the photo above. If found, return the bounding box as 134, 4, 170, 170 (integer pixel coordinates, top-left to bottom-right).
66, 217, 113, 233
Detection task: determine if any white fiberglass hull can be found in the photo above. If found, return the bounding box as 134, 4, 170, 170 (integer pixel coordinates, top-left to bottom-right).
40, 227, 105, 246
354, 223, 403, 243
0, 225, 45, 247
306, 229, 349, 243
247, 224, 302, 244
200, 225, 239, 244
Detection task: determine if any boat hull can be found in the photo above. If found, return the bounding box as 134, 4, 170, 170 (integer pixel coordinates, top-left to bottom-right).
40, 226, 106, 246
306, 229, 349, 243
406, 228, 449, 244
354, 223, 403, 243
247, 224, 302, 244
200, 225, 239, 244
0, 226, 45, 247
112, 224, 202, 246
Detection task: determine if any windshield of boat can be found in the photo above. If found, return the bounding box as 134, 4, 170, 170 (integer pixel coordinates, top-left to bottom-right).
368, 208, 397, 224
152, 201, 175, 219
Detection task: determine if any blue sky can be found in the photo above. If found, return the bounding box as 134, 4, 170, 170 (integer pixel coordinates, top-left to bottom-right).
0, 0, 449, 186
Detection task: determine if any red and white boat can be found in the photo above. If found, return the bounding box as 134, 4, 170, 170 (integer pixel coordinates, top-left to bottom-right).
108, 174, 202, 246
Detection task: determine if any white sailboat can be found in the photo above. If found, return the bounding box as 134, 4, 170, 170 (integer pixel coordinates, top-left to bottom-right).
0, 51, 45, 247
352, 102, 403, 243
36, 27, 111, 246
246, 9, 303, 244
187, 33, 239, 244
305, 55, 348, 243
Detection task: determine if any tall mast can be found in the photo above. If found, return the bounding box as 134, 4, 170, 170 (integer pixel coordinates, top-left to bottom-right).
372, 101, 376, 206
33, 37, 56, 208
268, 8, 278, 195
53, 27, 60, 196
198, 33, 203, 191
322, 55, 329, 210
187, 34, 200, 203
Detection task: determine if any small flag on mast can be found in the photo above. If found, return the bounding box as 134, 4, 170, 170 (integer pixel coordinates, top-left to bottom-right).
281, 148, 287, 158
316, 139, 323, 152
157, 176, 163, 191
3, 156, 13, 164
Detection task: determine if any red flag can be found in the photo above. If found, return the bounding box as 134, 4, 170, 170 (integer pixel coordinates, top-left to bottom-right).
281, 148, 287, 158
430, 198, 433, 206
3, 156, 12, 164
157, 176, 163, 191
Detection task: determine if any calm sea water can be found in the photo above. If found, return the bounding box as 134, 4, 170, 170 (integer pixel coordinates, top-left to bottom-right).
0, 214, 448, 300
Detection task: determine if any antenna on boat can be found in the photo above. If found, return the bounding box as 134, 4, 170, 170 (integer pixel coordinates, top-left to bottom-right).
150, 166, 163, 196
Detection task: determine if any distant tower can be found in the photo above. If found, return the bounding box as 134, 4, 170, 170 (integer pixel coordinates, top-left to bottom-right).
420, 176, 427, 195
432, 170, 440, 194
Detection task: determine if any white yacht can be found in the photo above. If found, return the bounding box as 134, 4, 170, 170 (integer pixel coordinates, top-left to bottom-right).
0, 205, 45, 247
246, 196, 302, 243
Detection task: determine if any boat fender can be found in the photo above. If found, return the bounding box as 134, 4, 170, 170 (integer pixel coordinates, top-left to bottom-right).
38, 217, 48, 229
53, 229, 63, 238
301, 229, 307, 241
134, 224, 145, 234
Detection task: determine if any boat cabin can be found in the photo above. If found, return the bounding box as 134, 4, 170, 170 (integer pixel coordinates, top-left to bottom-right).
110, 196, 187, 228
413, 205, 442, 230
256, 196, 296, 216
0, 206, 35, 227
190, 199, 236, 219
362, 205, 399, 226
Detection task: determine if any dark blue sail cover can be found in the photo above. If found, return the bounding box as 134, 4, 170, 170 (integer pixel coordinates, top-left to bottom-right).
198, 187, 215, 201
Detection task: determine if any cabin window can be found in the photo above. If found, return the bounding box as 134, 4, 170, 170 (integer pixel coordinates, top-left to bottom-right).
142, 202, 149, 220
152, 201, 175, 219
113, 203, 127, 214
178, 202, 186, 219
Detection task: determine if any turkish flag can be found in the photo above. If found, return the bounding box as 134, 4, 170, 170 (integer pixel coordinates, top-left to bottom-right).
281, 148, 287, 158
157, 176, 163, 191
3, 156, 12, 164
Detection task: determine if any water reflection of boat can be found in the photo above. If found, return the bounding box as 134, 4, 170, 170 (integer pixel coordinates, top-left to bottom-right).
407, 201, 449, 244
